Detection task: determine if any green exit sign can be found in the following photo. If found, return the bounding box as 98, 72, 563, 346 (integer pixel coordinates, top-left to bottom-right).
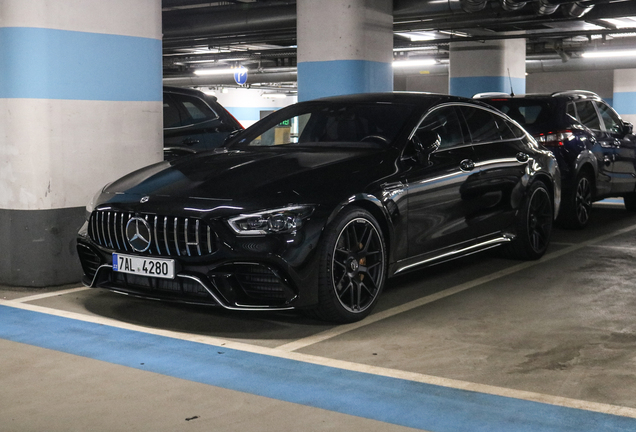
278, 119, 291, 127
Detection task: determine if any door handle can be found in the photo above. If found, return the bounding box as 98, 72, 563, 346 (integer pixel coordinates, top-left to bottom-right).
459, 159, 475, 172
182, 138, 200, 146
516, 152, 529, 163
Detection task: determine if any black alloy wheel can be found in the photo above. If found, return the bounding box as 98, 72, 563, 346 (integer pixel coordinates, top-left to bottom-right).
311, 208, 387, 323
507, 181, 553, 260
574, 174, 593, 227
559, 171, 593, 229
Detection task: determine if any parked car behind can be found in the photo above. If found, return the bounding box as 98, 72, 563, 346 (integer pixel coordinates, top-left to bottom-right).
477, 91, 636, 229
78, 93, 560, 323
163, 86, 243, 160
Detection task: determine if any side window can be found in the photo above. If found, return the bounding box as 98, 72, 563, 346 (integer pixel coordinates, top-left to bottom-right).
414, 106, 465, 150
460, 106, 501, 143
172, 93, 219, 126
596, 102, 623, 134
566, 102, 577, 121
502, 117, 526, 139
163, 95, 182, 128
575, 101, 601, 130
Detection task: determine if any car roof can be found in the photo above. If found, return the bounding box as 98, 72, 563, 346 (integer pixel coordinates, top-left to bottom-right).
163, 85, 219, 102
307, 91, 499, 109
475, 90, 602, 102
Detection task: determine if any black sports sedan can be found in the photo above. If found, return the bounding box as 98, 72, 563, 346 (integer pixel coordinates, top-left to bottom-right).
77, 93, 561, 323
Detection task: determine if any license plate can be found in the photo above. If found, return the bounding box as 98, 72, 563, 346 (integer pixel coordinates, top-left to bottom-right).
112, 253, 175, 279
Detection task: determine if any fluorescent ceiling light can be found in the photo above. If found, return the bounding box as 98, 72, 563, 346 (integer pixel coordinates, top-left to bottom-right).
600, 17, 636, 29
396, 31, 438, 42
582, 50, 636, 59
194, 68, 239, 76
392, 59, 437, 68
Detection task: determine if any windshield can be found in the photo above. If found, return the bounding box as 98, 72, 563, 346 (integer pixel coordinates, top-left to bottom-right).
228, 101, 416, 149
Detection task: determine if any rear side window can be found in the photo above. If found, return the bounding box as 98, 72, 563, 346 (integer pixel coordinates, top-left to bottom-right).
171, 93, 219, 126
415, 106, 465, 149
575, 101, 601, 130
460, 106, 505, 143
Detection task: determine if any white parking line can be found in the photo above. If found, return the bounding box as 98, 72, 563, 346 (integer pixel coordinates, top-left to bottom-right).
10, 286, 90, 303
2, 298, 636, 420
275, 223, 636, 352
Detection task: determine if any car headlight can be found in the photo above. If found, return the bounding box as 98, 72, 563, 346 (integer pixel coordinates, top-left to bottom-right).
227, 205, 314, 235
85, 183, 111, 220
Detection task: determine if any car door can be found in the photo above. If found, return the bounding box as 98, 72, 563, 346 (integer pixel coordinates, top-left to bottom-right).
574, 100, 615, 190
402, 104, 479, 259
459, 105, 531, 237
595, 100, 636, 195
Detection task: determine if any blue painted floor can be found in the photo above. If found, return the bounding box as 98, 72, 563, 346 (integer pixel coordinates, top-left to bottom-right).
2, 305, 636, 432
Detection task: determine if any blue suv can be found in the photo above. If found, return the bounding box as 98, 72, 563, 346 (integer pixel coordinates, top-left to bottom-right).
478, 91, 636, 229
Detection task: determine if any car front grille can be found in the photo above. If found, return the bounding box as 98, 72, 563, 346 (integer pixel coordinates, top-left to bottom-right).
88, 210, 216, 257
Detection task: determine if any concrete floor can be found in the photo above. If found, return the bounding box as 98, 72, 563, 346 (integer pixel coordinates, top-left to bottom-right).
2, 202, 636, 431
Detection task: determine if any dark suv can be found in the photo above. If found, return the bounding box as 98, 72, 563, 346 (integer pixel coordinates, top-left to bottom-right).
163, 86, 243, 160
477, 91, 636, 229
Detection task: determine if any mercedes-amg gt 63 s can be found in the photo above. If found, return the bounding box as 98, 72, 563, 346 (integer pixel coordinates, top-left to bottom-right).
77, 93, 560, 323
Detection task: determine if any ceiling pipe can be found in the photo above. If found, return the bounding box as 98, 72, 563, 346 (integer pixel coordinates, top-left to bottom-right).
562, 2, 595, 17
460, 0, 488, 13
163, 3, 296, 39
500, 0, 527, 12
535, 0, 560, 15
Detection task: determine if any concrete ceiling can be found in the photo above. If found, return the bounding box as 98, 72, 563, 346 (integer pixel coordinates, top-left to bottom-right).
161, 0, 636, 89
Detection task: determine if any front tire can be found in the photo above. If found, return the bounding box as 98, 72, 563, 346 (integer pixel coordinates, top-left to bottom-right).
506, 181, 553, 260
310, 207, 387, 323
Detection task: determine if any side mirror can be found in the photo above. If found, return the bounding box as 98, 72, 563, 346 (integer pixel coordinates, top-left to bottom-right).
412, 131, 441, 165
223, 129, 243, 146
623, 121, 633, 136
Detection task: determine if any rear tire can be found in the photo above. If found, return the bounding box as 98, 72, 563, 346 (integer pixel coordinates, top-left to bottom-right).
624, 194, 636, 211
557, 170, 593, 229
506, 181, 553, 260
308, 207, 387, 323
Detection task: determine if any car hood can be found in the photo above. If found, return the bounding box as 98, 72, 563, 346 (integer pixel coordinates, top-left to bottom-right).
100, 148, 391, 211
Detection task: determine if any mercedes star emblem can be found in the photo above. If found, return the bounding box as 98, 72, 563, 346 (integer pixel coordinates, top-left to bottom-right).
126, 217, 152, 252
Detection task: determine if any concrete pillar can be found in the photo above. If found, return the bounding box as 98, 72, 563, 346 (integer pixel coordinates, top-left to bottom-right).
449, 39, 526, 98
0, 0, 163, 286
297, 0, 393, 102
613, 69, 636, 125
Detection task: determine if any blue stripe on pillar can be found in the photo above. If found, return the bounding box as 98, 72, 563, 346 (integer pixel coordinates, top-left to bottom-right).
613, 92, 636, 115
0, 27, 162, 102
450, 76, 526, 98
298, 60, 392, 102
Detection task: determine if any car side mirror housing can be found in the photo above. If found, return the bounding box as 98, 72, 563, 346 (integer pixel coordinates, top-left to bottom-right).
223, 129, 243, 146
623, 121, 633, 136
412, 131, 441, 165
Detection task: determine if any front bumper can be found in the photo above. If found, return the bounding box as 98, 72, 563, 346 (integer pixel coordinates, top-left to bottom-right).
76, 213, 323, 310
